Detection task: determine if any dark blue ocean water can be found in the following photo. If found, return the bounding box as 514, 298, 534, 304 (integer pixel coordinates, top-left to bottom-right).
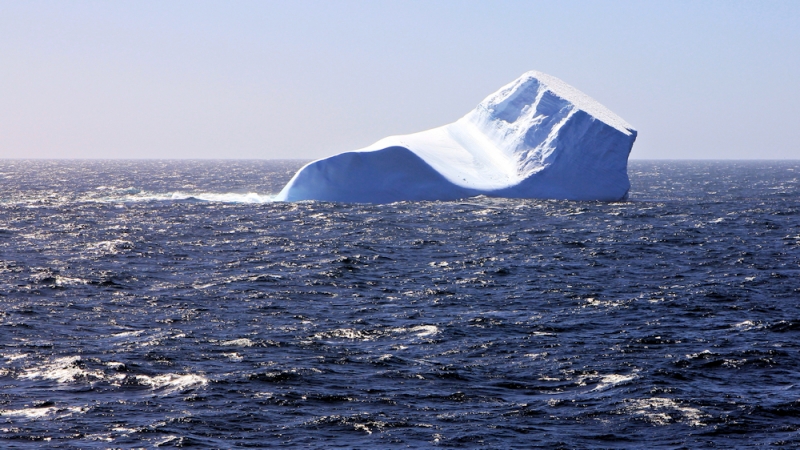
1, 160, 799, 448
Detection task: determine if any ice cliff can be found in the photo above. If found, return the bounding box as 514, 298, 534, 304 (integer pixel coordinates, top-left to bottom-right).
275, 71, 637, 203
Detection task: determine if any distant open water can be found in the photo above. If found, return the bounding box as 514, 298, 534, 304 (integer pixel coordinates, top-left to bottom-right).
1, 160, 799, 448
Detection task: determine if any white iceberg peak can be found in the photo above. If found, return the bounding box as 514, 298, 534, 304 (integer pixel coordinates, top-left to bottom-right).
491, 70, 635, 135
277, 71, 637, 203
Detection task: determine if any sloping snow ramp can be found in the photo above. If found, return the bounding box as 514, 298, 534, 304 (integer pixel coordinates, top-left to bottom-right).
276, 71, 637, 203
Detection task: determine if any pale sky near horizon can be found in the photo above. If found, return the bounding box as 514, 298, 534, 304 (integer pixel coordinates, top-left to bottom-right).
1, 0, 798, 160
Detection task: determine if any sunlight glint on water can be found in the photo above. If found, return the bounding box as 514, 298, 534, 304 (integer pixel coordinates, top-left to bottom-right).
1, 160, 799, 448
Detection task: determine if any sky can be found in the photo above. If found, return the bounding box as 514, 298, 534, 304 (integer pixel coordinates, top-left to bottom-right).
1, 0, 798, 160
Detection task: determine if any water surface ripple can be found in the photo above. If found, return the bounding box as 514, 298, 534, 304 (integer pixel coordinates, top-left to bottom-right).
1, 160, 799, 448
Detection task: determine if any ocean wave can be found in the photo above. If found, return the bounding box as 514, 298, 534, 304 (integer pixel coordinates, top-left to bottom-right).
0, 405, 87, 421
133, 373, 209, 395
20, 356, 104, 383
623, 397, 707, 427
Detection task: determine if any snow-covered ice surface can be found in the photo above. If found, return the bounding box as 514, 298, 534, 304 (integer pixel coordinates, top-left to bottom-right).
276, 71, 637, 203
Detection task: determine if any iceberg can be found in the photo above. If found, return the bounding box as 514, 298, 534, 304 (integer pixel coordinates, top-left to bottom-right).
276, 71, 637, 203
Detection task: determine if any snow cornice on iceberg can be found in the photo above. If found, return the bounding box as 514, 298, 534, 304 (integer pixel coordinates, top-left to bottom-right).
276, 71, 637, 203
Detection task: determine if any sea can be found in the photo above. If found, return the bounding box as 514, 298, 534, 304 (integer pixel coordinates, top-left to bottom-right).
1, 159, 798, 448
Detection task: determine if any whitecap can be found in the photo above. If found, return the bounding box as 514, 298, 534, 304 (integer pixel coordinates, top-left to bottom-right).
219, 338, 255, 347
108, 191, 274, 204
409, 325, 439, 337
733, 320, 758, 331
87, 239, 135, 255
20, 356, 104, 383
111, 330, 145, 339
134, 373, 208, 395
0, 405, 86, 420
313, 328, 373, 341
222, 352, 243, 362
624, 397, 706, 426
2, 353, 29, 362
140, 332, 185, 347
1, 407, 58, 419
591, 373, 636, 392
55, 276, 90, 286
154, 436, 183, 447
386, 325, 440, 340
685, 349, 713, 359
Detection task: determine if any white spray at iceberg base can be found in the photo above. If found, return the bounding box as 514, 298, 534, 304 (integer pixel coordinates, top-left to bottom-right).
276, 71, 637, 203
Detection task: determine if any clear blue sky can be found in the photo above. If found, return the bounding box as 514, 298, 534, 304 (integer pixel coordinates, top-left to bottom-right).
1, 0, 798, 160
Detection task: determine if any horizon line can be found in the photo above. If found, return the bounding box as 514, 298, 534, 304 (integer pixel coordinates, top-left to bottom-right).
1, 157, 798, 162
